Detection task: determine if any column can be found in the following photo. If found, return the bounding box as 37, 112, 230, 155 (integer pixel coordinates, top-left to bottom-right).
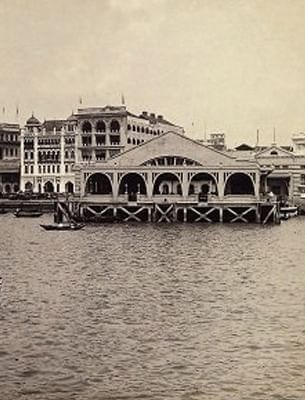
112, 171, 119, 201
182, 170, 188, 199
20, 129, 25, 191
218, 170, 225, 200
147, 171, 153, 199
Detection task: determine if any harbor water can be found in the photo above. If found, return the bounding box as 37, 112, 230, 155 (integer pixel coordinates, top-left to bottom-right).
0, 214, 305, 400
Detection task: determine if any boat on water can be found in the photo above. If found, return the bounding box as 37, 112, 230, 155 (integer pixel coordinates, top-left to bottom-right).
40, 222, 85, 231
40, 201, 85, 231
279, 206, 298, 220
14, 209, 43, 218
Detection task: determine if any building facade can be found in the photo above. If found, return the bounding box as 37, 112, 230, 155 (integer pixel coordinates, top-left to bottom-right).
232, 134, 305, 209
70, 131, 276, 223
0, 122, 20, 194
20, 106, 184, 193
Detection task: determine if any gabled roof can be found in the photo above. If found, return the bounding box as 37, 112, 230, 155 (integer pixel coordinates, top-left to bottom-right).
235, 143, 255, 151
255, 145, 294, 158
106, 130, 256, 168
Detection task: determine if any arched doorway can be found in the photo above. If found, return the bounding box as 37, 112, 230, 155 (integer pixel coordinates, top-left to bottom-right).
224, 173, 255, 195
4, 184, 11, 193
118, 173, 147, 196
153, 173, 182, 195
25, 181, 33, 191
65, 181, 74, 193
44, 181, 54, 193
85, 173, 112, 194
188, 173, 218, 195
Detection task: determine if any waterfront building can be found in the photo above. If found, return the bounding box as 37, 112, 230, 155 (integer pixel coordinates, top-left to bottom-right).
73, 130, 275, 223
232, 137, 305, 208
20, 106, 183, 193
20, 115, 76, 193
0, 122, 20, 193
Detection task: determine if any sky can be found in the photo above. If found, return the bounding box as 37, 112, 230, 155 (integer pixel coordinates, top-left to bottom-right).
1, 0, 305, 147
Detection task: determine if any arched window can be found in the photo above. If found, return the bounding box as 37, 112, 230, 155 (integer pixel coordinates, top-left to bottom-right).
96, 120, 106, 133
110, 120, 120, 132
132, 125, 136, 131
127, 124, 131, 130
82, 121, 92, 133
127, 138, 131, 144
136, 126, 140, 132
132, 139, 136, 145
270, 150, 278, 155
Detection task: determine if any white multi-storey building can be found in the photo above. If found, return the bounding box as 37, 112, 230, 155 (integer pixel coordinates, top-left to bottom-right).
20, 105, 184, 193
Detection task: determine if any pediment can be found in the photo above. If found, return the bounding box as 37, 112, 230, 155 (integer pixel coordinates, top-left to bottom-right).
107, 131, 240, 167
255, 145, 294, 159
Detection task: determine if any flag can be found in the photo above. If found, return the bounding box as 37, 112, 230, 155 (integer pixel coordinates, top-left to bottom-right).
16, 105, 19, 116
79, 96, 83, 105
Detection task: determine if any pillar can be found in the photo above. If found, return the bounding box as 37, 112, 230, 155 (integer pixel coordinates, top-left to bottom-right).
20, 128, 25, 190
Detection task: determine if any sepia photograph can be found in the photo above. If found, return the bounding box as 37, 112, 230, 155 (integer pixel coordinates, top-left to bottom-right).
1, 0, 305, 399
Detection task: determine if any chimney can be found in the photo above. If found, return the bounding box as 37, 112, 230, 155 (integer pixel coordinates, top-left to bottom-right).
157, 115, 163, 120
150, 113, 156, 118
142, 111, 148, 117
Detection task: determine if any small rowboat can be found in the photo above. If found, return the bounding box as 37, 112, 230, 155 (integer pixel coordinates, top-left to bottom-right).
40, 222, 85, 231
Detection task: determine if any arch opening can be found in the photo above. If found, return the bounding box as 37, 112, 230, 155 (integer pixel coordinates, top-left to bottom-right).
224, 173, 255, 195
65, 181, 74, 193
96, 120, 106, 133
110, 120, 120, 132
25, 181, 33, 191
82, 121, 92, 133
44, 181, 54, 193
153, 173, 182, 195
188, 173, 218, 195
85, 173, 112, 195
118, 173, 147, 196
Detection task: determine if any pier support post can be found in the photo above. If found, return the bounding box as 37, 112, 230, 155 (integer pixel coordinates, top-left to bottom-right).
183, 207, 187, 222
219, 207, 223, 223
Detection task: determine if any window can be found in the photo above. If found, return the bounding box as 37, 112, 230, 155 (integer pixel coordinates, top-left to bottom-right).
25, 165, 28, 174
47, 165, 50, 173
43, 165, 46, 174
30, 165, 34, 174
65, 165, 68, 173
10, 148, 14, 156
52, 165, 55, 173
301, 174, 305, 185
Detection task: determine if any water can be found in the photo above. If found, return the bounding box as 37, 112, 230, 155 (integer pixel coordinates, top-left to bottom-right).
0, 214, 305, 400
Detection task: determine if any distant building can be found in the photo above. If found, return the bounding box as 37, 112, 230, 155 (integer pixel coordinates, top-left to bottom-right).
232, 139, 305, 207
0, 122, 20, 193
20, 106, 184, 193
20, 115, 76, 193
207, 132, 226, 151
